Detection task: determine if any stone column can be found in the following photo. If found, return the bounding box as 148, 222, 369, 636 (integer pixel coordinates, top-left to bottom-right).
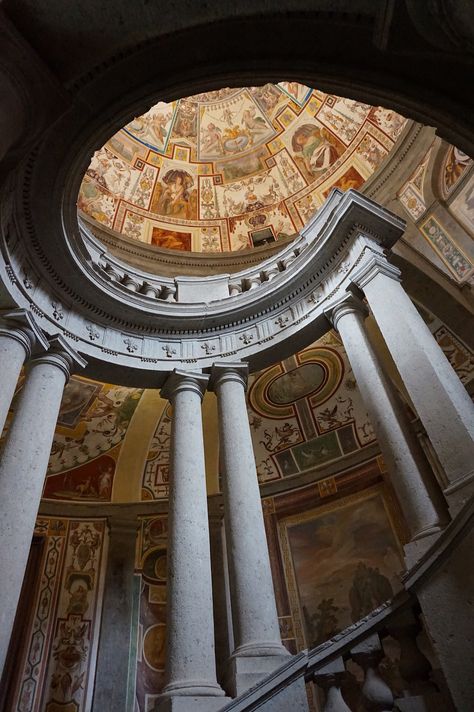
352, 253, 474, 514
327, 295, 449, 551
157, 370, 227, 712
0, 335, 85, 675
0, 309, 48, 436
210, 363, 289, 697
92, 516, 137, 712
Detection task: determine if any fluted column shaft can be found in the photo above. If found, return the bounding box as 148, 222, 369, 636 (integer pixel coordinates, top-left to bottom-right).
211, 363, 289, 696
0, 340, 84, 674
353, 256, 474, 512
329, 297, 448, 542
158, 370, 225, 710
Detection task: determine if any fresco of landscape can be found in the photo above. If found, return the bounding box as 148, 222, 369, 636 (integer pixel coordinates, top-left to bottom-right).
283, 492, 403, 647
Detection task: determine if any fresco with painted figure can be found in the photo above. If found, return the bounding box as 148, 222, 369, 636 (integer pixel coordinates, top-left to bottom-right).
9, 517, 107, 712
49, 379, 143, 475
78, 83, 407, 253
43, 454, 116, 502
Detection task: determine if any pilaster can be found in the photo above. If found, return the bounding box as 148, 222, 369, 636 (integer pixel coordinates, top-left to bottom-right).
93, 516, 138, 712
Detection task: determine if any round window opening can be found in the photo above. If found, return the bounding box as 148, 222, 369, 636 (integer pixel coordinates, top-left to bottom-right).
77, 81, 407, 273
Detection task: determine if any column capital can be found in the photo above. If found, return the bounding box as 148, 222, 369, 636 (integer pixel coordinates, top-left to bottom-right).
161, 369, 209, 402
209, 361, 248, 392
29, 334, 87, 381
0, 307, 49, 357
350, 252, 402, 290
324, 293, 368, 330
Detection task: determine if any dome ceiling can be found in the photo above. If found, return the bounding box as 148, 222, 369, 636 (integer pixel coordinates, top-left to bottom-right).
78, 82, 407, 254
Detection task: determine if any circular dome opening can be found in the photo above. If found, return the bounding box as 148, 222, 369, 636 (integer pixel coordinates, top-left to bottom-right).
77, 81, 407, 272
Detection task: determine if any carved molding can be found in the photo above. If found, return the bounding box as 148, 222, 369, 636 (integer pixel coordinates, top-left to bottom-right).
0, 187, 405, 385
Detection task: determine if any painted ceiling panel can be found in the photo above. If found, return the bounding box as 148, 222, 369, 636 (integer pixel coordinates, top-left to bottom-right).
78, 82, 406, 254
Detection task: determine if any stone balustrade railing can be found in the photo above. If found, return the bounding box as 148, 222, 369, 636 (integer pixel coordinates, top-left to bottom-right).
81, 188, 344, 305
222, 592, 449, 712
222, 495, 474, 711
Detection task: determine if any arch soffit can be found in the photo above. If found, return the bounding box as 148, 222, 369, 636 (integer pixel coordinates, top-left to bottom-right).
2, 14, 470, 386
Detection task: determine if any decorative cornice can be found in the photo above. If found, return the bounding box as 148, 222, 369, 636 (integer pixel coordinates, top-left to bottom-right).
0, 185, 406, 383
350, 252, 402, 290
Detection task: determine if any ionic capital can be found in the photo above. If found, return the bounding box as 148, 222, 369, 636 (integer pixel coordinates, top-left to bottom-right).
161, 369, 209, 402
209, 361, 249, 392
0, 308, 49, 357
28, 334, 87, 381
350, 252, 402, 291
324, 293, 368, 330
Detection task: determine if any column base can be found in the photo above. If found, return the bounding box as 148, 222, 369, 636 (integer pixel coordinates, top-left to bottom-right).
155, 680, 229, 712
155, 696, 231, 712
225, 646, 291, 697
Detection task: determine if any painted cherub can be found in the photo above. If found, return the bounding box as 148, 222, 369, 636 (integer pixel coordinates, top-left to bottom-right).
201, 122, 223, 154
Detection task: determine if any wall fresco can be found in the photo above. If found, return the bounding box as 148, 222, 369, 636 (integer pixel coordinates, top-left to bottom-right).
43, 454, 116, 502
263, 463, 407, 710
141, 406, 171, 500
450, 171, 474, 237
419, 214, 473, 281
48, 377, 142, 479
132, 516, 168, 712
248, 332, 375, 485
9, 517, 107, 712
78, 83, 406, 253
397, 143, 434, 221
278, 490, 404, 649
441, 145, 472, 197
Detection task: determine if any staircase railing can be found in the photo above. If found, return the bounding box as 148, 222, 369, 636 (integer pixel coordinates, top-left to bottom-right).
223, 495, 474, 711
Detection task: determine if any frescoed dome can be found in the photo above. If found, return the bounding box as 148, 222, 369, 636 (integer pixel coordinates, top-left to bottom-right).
78, 82, 407, 253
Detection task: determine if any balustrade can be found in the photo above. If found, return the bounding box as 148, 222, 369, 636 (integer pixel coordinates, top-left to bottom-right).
309, 601, 453, 712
